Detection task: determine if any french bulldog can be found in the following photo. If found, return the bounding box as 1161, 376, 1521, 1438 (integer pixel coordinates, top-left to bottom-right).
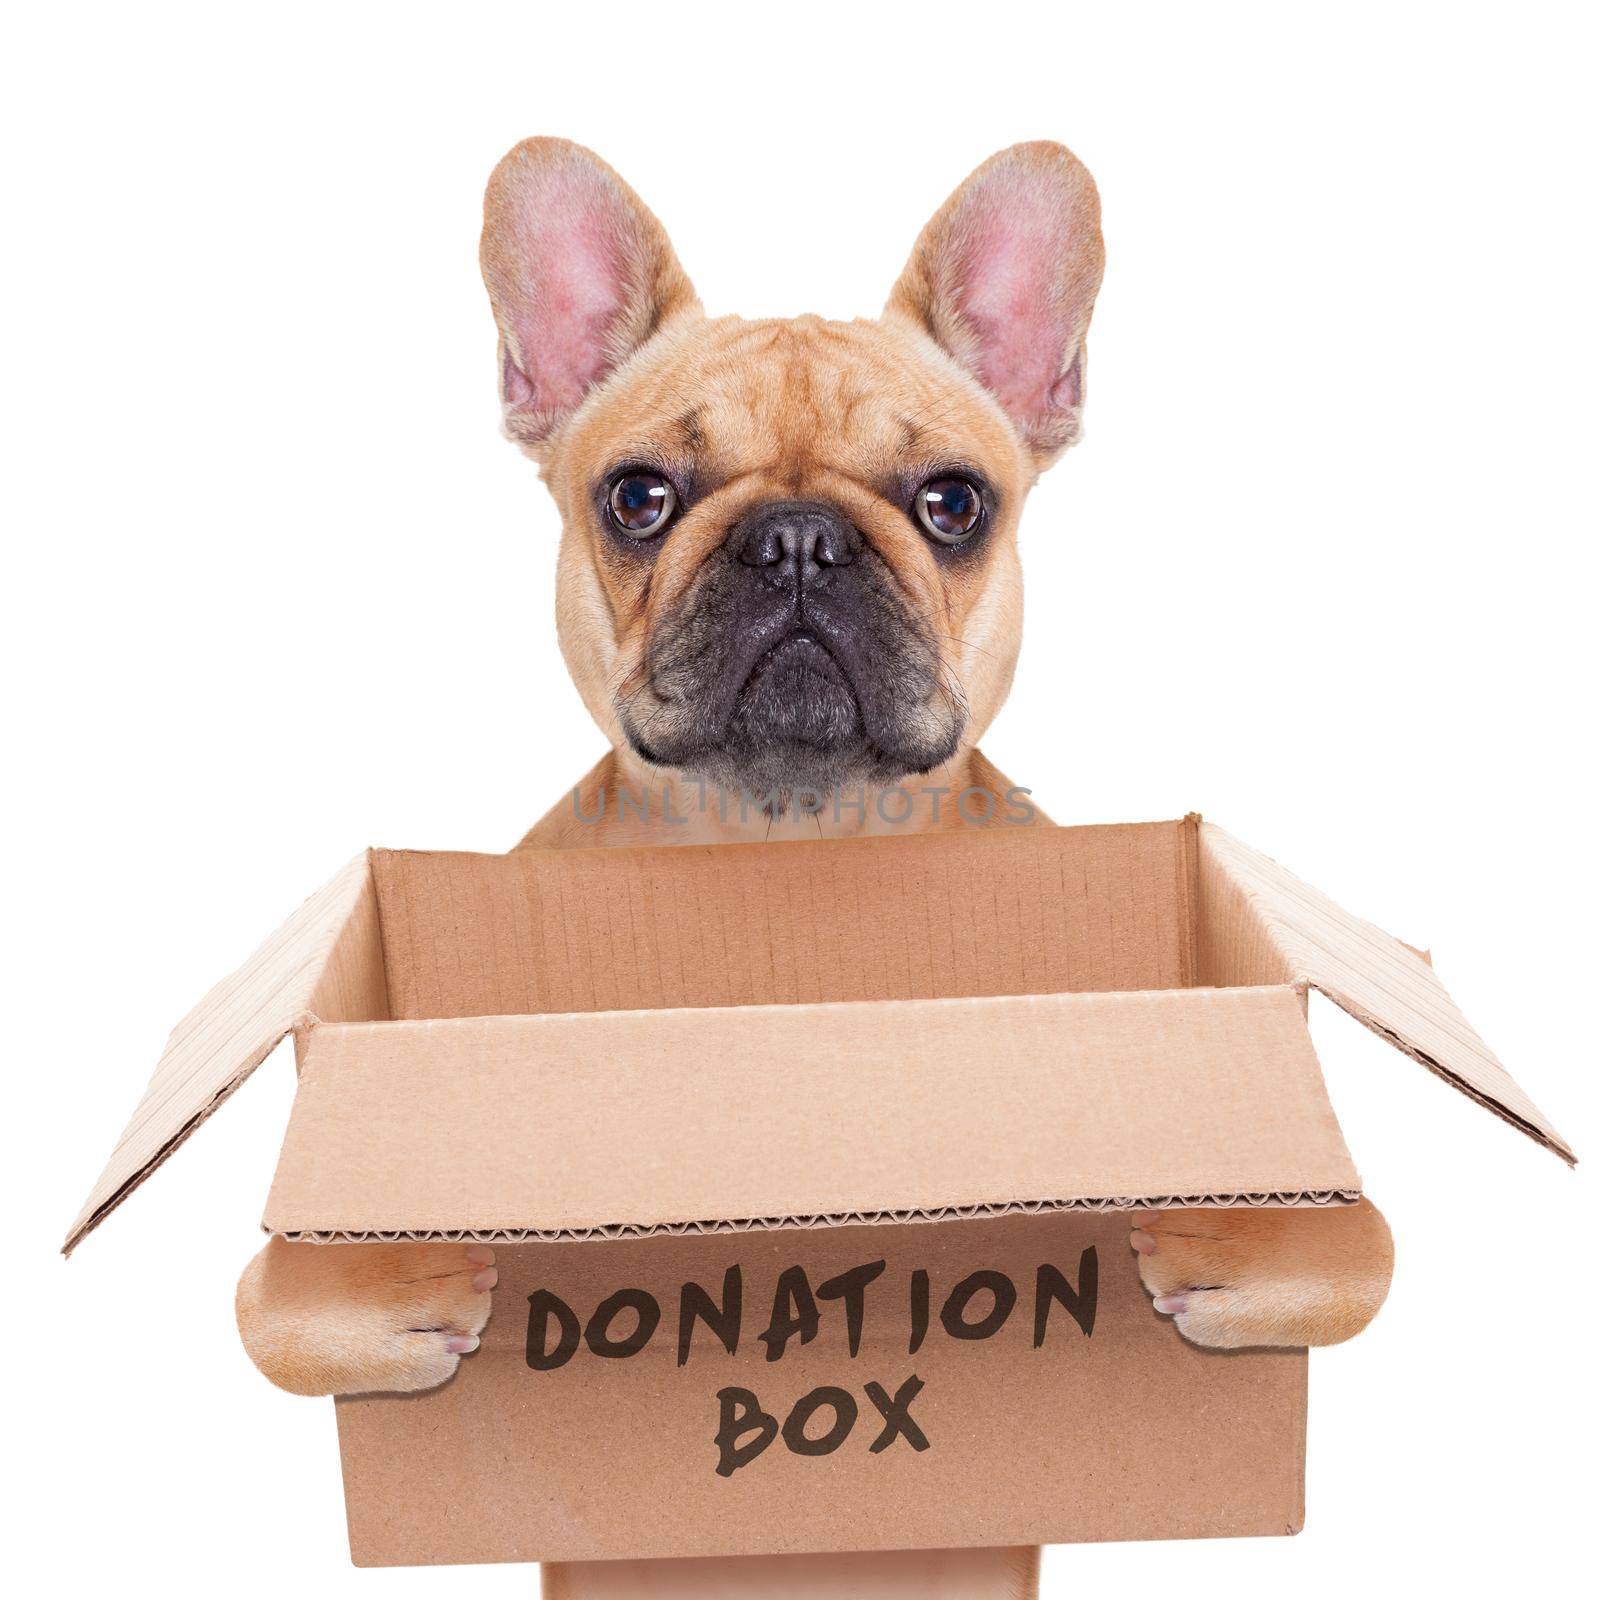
235, 139, 1394, 1600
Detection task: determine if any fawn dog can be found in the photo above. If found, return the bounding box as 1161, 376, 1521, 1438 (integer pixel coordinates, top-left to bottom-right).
236, 138, 1394, 1599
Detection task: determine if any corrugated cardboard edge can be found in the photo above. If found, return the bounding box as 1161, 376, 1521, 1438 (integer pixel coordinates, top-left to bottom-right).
62, 852, 386, 1255
275, 1190, 1363, 1246
265, 980, 1362, 1241
1197, 821, 1574, 1165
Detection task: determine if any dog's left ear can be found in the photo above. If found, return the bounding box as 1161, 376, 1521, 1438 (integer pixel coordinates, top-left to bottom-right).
887, 142, 1104, 464
481, 138, 699, 450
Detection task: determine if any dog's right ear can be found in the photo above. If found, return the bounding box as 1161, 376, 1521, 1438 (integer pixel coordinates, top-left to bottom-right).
481, 139, 699, 449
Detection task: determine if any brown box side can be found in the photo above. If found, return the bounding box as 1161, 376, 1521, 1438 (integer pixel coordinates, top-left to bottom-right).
334, 1215, 1307, 1566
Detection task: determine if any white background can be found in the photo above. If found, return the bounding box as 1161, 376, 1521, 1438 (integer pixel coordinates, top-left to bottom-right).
6, 2, 1596, 1594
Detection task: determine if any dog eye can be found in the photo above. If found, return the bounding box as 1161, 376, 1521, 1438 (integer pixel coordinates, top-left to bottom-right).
608, 473, 678, 538
914, 477, 983, 544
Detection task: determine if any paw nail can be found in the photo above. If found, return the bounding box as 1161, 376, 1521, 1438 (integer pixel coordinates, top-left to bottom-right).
1153, 1294, 1189, 1316
445, 1334, 479, 1355
465, 1246, 495, 1266
472, 1268, 498, 1292
1130, 1230, 1157, 1255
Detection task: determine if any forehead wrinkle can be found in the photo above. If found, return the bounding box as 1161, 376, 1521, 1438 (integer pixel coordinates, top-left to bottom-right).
672, 406, 704, 454
832, 365, 868, 426
643, 316, 1021, 498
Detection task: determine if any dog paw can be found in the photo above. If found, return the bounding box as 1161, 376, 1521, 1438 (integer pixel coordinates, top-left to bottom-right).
236, 1238, 498, 1396
1129, 1199, 1393, 1349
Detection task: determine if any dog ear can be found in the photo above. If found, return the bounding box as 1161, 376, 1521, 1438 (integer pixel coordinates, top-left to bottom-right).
887, 142, 1104, 463
481, 138, 699, 448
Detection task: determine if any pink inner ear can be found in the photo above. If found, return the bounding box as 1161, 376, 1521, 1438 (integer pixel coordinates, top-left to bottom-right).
500, 347, 536, 408
496, 168, 638, 417
952, 178, 1085, 430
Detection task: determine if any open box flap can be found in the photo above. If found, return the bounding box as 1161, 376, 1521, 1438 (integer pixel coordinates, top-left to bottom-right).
1197, 822, 1574, 1163
263, 986, 1361, 1242
62, 852, 387, 1254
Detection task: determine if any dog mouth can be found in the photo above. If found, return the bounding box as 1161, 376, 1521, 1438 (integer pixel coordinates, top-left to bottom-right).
745, 629, 847, 693
727, 628, 864, 749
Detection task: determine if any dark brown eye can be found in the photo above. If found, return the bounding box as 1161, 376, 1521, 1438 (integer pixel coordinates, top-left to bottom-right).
914, 477, 983, 544
608, 472, 677, 538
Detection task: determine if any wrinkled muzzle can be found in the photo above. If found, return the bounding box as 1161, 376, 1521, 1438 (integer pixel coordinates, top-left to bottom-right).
618, 500, 965, 802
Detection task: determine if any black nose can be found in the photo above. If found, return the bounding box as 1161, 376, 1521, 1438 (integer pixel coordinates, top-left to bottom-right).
734, 500, 861, 575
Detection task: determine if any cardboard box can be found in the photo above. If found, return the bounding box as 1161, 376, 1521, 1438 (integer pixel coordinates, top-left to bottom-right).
65, 817, 1571, 1566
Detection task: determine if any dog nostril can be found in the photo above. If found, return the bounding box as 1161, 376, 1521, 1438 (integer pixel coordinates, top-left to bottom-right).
738, 525, 786, 567
814, 523, 859, 567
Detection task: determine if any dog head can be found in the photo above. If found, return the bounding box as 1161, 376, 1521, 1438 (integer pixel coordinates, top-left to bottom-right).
481, 139, 1103, 804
